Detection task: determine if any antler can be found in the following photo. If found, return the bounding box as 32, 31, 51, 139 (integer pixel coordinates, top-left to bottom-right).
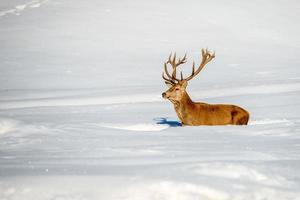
162, 48, 215, 85
183, 48, 215, 81
162, 53, 187, 85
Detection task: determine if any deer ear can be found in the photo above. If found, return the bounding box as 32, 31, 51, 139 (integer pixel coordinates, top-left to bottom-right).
181, 80, 188, 88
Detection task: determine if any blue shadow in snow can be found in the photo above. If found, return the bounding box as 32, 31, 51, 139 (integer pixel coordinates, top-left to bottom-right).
154, 117, 182, 127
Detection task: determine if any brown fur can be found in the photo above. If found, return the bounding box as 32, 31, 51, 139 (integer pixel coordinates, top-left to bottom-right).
163, 83, 249, 126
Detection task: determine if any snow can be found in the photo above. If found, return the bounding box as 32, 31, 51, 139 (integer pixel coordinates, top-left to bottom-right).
0, 0, 47, 17
0, 0, 300, 199
99, 123, 169, 132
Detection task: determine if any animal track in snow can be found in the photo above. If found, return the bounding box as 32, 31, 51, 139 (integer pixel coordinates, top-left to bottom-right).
0, 0, 48, 17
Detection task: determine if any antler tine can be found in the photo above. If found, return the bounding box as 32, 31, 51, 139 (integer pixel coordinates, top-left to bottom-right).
164, 62, 173, 80
177, 53, 187, 66
164, 53, 181, 84
167, 52, 179, 81
165, 53, 176, 80
172, 53, 188, 79
172, 53, 176, 64
162, 72, 175, 84
203, 50, 215, 65
163, 52, 192, 85
211, 51, 216, 59
171, 53, 178, 79
168, 53, 172, 62
183, 48, 215, 82
191, 61, 195, 75
202, 48, 206, 57
162, 72, 168, 81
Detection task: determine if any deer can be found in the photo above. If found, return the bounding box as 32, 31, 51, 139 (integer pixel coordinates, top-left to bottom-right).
162, 48, 249, 126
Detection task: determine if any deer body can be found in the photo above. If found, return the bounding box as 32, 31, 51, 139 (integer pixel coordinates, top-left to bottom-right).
162, 49, 249, 126
172, 92, 249, 125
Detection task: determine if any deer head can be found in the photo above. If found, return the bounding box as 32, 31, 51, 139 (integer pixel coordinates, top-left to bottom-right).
162, 48, 215, 102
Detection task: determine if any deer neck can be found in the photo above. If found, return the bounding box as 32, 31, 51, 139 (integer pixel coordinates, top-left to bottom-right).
172, 92, 195, 122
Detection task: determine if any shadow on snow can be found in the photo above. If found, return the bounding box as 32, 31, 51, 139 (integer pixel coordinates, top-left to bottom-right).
154, 117, 182, 127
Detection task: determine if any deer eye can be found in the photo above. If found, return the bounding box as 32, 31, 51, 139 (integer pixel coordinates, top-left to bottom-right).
175, 88, 179, 91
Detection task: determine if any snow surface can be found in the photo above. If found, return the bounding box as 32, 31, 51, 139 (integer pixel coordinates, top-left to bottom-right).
0, 0, 300, 199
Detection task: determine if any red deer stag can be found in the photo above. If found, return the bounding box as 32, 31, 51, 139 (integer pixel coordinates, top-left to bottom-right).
162, 48, 249, 126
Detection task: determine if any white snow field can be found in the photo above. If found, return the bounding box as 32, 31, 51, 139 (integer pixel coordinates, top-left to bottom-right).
0, 0, 300, 199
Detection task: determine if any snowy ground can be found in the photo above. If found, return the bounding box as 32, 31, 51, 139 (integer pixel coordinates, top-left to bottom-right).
0, 0, 300, 199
